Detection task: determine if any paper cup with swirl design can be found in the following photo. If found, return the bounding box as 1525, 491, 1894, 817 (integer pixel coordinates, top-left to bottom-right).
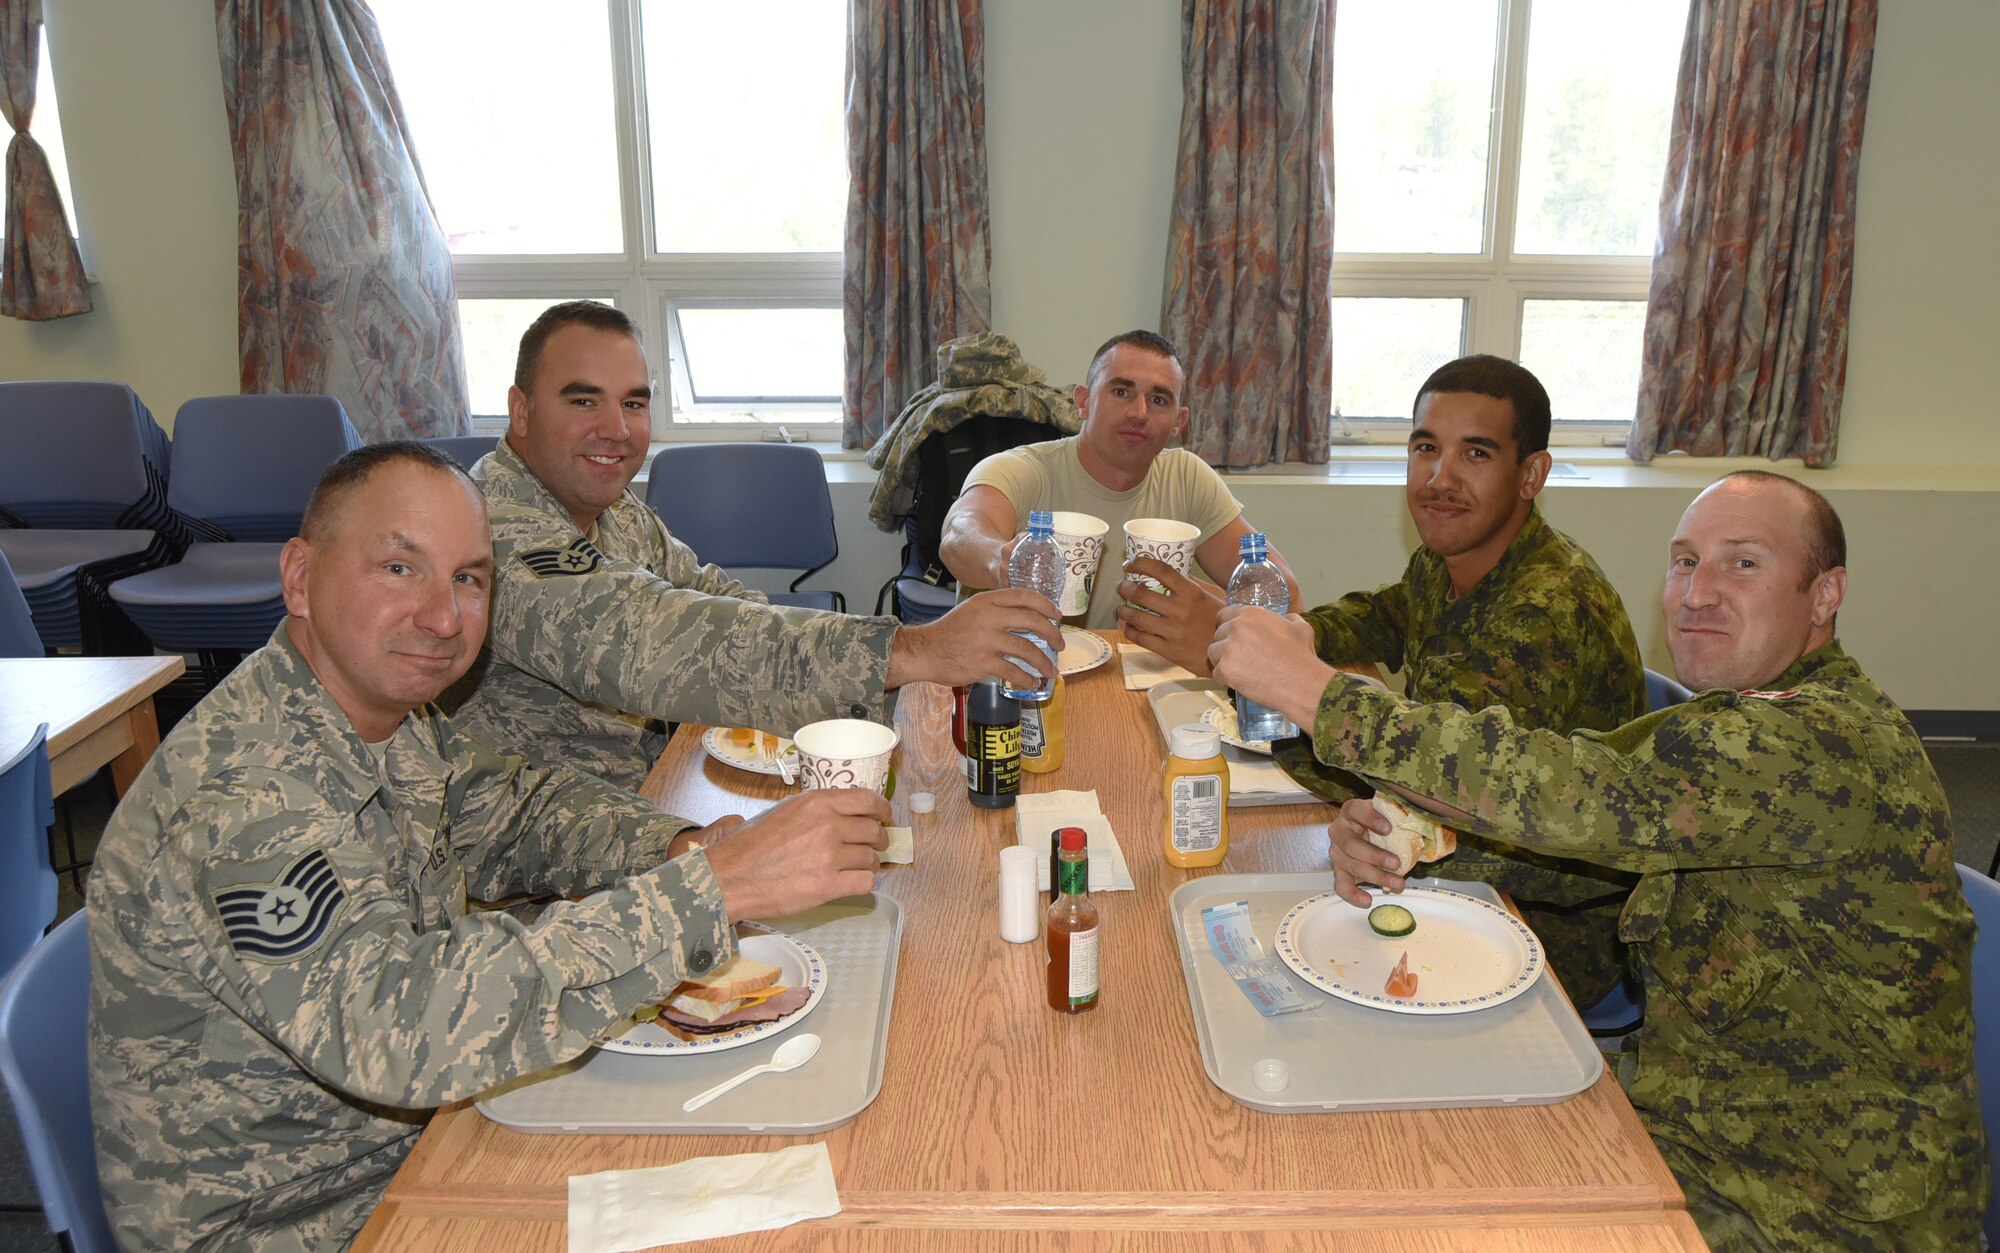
1123, 518, 1200, 596
792, 718, 900, 794
1047, 511, 1108, 617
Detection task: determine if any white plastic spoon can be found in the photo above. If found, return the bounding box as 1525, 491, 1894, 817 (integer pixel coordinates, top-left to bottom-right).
680, 1032, 821, 1113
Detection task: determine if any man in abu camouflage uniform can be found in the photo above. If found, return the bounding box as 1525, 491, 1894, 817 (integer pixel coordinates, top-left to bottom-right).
1275, 355, 1647, 1008
448, 300, 1061, 790
1212, 471, 1985, 1251
88, 444, 888, 1251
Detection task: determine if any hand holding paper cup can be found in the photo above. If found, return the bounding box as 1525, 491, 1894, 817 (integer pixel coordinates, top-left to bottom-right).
1047, 511, 1109, 617
1123, 518, 1200, 597
792, 719, 899, 794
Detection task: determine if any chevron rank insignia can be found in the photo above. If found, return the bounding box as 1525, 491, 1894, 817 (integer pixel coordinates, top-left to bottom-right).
214, 849, 348, 963
518, 536, 606, 578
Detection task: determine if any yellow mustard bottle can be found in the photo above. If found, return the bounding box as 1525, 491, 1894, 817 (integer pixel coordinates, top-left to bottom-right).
1020, 673, 1067, 774
1162, 723, 1229, 867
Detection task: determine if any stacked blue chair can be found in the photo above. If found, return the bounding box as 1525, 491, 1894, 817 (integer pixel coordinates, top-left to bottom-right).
644, 444, 845, 611
0, 382, 186, 652
110, 395, 361, 655
425, 433, 500, 469
0, 912, 118, 1253
0, 725, 55, 977
0, 549, 44, 657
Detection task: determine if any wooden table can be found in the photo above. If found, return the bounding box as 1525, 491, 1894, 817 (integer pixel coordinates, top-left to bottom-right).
364, 633, 1694, 1250
0, 655, 184, 796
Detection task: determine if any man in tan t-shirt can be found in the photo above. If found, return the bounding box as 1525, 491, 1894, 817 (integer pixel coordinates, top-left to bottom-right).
940, 329, 1297, 667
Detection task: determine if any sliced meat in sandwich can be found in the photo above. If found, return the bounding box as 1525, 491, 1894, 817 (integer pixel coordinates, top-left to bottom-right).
1367, 793, 1458, 876
658, 954, 809, 1034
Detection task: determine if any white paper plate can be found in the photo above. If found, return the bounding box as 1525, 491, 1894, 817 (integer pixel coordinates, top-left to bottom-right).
1199, 702, 1271, 755
701, 727, 798, 777
1274, 885, 1544, 1016
600, 925, 827, 1055
1058, 627, 1113, 676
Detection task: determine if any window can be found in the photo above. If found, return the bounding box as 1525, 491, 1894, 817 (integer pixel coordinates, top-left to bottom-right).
0, 29, 80, 250
372, 1, 847, 435
1330, 0, 1685, 438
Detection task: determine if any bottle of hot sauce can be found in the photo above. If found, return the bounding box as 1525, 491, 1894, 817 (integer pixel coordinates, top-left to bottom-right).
1046, 827, 1100, 1013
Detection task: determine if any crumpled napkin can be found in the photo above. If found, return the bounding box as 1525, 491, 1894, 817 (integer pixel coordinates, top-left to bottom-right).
1119, 643, 1197, 690
880, 824, 913, 865
1014, 790, 1135, 892
568, 1143, 840, 1252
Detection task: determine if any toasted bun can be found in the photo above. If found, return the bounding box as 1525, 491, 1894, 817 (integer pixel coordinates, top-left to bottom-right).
675, 955, 781, 1004
1368, 795, 1458, 875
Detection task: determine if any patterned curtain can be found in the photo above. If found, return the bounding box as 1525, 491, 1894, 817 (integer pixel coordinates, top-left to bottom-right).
1628, 0, 1878, 467
1161, 0, 1334, 469
842, 0, 992, 451
1, 0, 91, 321
214, 0, 469, 441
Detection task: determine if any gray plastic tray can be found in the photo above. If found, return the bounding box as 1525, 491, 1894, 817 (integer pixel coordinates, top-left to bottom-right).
476, 894, 901, 1135
1146, 679, 1318, 807
1171, 873, 1602, 1112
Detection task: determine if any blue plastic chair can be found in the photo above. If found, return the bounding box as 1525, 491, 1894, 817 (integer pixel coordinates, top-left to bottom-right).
0, 382, 183, 651
1955, 863, 2000, 1248
1644, 667, 1694, 711
424, 433, 500, 470
0, 725, 56, 977
644, 444, 844, 611
110, 395, 361, 653
0, 912, 117, 1253
0, 549, 45, 657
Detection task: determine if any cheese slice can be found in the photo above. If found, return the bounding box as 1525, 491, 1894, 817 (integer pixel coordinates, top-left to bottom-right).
664, 985, 790, 1022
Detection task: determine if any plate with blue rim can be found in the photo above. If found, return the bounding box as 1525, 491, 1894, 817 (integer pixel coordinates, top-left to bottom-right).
600, 922, 827, 1054
1274, 883, 1544, 1015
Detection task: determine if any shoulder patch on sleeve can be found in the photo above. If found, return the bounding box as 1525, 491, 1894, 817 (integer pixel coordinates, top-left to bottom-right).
213, 848, 348, 963
517, 536, 606, 578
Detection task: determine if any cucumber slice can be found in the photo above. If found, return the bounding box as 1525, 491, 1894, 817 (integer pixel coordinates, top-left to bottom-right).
1368, 903, 1416, 937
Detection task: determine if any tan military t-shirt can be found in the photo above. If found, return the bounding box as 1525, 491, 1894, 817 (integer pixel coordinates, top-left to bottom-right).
961, 436, 1242, 628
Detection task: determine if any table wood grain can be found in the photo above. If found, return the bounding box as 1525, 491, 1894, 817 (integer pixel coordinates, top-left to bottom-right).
0, 655, 183, 796
368, 632, 1691, 1246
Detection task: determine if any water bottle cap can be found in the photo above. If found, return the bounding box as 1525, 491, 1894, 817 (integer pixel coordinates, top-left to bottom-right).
1027, 509, 1054, 534
1238, 531, 1267, 553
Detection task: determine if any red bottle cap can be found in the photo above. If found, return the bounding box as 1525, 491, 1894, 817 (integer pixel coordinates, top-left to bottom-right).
1059, 827, 1087, 852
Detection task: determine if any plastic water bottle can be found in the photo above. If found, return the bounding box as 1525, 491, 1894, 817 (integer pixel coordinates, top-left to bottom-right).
1228, 532, 1297, 741
1002, 510, 1062, 701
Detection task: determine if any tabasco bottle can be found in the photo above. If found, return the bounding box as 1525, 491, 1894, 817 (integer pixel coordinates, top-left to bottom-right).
1046, 827, 1100, 1013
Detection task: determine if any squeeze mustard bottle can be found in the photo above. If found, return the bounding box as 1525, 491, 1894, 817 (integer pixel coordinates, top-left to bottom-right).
1162, 723, 1229, 868
1019, 673, 1066, 774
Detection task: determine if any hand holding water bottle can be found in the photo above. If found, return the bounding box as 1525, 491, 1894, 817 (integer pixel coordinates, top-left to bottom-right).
1003, 510, 1064, 701
1225, 533, 1297, 741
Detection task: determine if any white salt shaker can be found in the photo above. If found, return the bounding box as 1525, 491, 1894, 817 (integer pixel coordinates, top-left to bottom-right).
998, 845, 1041, 943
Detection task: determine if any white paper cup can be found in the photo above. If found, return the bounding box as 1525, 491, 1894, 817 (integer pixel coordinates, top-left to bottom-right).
792, 718, 900, 794
1123, 518, 1200, 595
1047, 511, 1109, 617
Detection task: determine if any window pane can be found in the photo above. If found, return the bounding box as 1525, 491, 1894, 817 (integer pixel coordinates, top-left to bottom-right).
372, 2, 622, 254
1331, 298, 1466, 420
459, 298, 614, 418
1513, 0, 1685, 256
34, 32, 77, 227
675, 308, 841, 409
642, 1, 846, 253
1333, 0, 1499, 254
1519, 299, 1646, 422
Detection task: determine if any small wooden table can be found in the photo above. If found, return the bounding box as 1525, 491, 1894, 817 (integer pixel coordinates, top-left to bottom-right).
0, 655, 184, 796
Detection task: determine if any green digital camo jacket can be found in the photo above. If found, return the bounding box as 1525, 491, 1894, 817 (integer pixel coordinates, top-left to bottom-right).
1306, 642, 1985, 1252
88, 628, 732, 1252
1276, 504, 1648, 1003
450, 439, 900, 789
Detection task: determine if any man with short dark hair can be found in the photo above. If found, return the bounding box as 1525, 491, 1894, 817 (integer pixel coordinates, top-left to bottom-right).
1274, 354, 1647, 1007
450, 300, 1061, 790
88, 443, 888, 1250
940, 329, 1297, 647
1212, 471, 1986, 1252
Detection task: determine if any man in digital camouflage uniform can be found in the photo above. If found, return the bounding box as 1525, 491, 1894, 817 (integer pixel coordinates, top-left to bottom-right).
1212, 470, 1985, 1252
448, 300, 1060, 791
1276, 355, 1647, 1008
89, 444, 888, 1251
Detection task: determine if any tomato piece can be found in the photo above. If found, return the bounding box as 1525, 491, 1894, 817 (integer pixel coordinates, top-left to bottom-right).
1384, 949, 1419, 998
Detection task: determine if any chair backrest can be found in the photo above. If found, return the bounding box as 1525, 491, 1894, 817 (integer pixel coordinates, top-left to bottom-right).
645, 443, 838, 575
0, 912, 117, 1253
1955, 863, 2000, 1248
167, 396, 363, 541
0, 549, 44, 657
1644, 668, 1694, 712
0, 382, 172, 529
906, 415, 1057, 587
0, 725, 55, 977
424, 434, 500, 469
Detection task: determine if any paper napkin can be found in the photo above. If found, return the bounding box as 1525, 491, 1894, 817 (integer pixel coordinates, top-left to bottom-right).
1119, 643, 1197, 690
880, 824, 913, 865
1015, 790, 1135, 892
568, 1143, 840, 1252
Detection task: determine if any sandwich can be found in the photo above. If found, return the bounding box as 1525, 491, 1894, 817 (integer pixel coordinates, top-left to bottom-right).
657, 954, 809, 1035
1367, 794, 1458, 876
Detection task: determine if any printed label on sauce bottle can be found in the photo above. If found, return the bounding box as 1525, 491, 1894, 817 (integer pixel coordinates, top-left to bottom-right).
1066, 925, 1100, 1005
1169, 774, 1225, 853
